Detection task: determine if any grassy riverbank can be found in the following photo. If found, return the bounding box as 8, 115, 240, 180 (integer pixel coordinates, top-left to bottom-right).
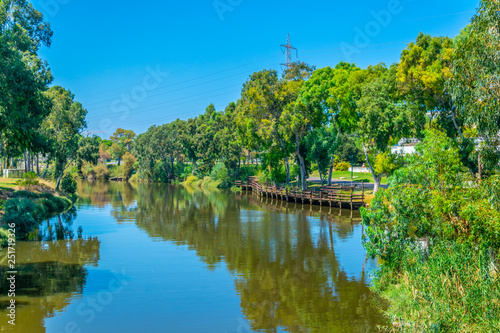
361, 130, 500, 331
0, 177, 74, 246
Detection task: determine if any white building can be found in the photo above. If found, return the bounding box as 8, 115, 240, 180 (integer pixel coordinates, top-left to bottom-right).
391, 138, 420, 156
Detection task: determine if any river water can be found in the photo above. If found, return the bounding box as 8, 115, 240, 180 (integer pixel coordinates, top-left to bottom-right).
0, 181, 388, 332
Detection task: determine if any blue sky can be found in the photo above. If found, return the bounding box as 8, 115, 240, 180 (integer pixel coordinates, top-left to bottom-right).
34, 0, 478, 137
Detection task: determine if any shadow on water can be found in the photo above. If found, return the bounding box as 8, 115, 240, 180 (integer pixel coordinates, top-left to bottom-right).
76, 181, 388, 332
0, 206, 100, 333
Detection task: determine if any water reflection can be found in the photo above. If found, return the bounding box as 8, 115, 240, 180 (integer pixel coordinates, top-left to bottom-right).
84, 181, 387, 332
0, 224, 100, 332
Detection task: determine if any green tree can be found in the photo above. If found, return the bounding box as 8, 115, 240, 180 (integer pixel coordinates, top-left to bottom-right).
110, 128, 136, 150
357, 65, 416, 193
109, 143, 126, 166
449, 1, 500, 177
76, 136, 100, 177
236, 69, 293, 185
42, 86, 88, 190
121, 152, 136, 179
0, 0, 53, 157
397, 33, 454, 131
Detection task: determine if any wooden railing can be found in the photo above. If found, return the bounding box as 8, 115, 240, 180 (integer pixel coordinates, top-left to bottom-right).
235, 177, 365, 210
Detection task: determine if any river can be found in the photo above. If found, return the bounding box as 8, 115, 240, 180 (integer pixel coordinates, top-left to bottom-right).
0, 181, 388, 332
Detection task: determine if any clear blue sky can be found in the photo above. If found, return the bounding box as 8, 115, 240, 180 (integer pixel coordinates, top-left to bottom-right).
34, 0, 478, 137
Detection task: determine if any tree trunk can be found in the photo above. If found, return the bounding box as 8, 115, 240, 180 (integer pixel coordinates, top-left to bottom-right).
317, 160, 324, 186
451, 109, 463, 137
295, 136, 307, 191
362, 143, 382, 194
42, 160, 50, 179
56, 169, 64, 190
36, 155, 40, 176
478, 150, 482, 182
237, 153, 241, 179
117, 158, 121, 166
328, 156, 334, 186
171, 156, 175, 179
284, 157, 290, 185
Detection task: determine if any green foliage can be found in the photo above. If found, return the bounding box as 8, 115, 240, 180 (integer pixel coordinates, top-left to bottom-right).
3, 198, 38, 236
60, 175, 77, 194
110, 128, 136, 150
0, 228, 8, 247
81, 163, 95, 178
362, 129, 500, 330
380, 241, 500, 332
373, 151, 400, 177
121, 152, 136, 179
183, 175, 199, 186
237, 164, 258, 181
0, 0, 53, 156
94, 164, 109, 179
2, 190, 72, 239
109, 143, 126, 164
210, 163, 232, 188
42, 86, 88, 189
450, 0, 500, 139
106, 165, 122, 179
333, 160, 350, 172
397, 32, 454, 127
15, 171, 39, 188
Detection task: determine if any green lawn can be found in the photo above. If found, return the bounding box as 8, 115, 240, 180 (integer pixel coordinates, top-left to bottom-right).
309, 170, 388, 184
0, 177, 18, 190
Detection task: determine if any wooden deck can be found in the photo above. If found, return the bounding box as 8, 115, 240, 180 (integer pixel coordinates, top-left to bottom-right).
235, 177, 366, 210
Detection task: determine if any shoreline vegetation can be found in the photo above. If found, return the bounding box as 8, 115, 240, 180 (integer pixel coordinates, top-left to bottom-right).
2, 0, 500, 330
0, 175, 75, 246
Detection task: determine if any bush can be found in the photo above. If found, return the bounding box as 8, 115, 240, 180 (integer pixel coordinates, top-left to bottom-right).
238, 164, 258, 181
380, 241, 500, 331
183, 175, 199, 186
61, 175, 77, 194
210, 163, 232, 188
16, 171, 40, 188
3, 198, 39, 237
94, 164, 109, 179
82, 163, 96, 178
107, 165, 122, 178
12, 190, 39, 199
129, 173, 139, 183
0, 228, 9, 247
333, 156, 351, 172
122, 152, 136, 179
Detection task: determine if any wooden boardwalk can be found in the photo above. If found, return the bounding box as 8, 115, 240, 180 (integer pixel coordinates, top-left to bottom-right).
235, 177, 366, 210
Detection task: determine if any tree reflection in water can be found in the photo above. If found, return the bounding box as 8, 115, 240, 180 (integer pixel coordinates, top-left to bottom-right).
94, 181, 387, 332
0, 208, 100, 333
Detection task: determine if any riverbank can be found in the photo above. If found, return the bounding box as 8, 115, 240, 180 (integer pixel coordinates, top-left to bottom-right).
0, 177, 75, 245
361, 130, 500, 331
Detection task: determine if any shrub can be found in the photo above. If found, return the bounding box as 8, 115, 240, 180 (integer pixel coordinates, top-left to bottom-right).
94, 164, 109, 179
3, 198, 39, 237
333, 156, 351, 172
0, 228, 9, 247
183, 175, 199, 186
12, 190, 39, 199
210, 163, 231, 188
107, 164, 122, 178
122, 152, 136, 179
15, 171, 39, 188
129, 173, 139, 183
61, 175, 77, 194
82, 163, 96, 178
238, 164, 258, 181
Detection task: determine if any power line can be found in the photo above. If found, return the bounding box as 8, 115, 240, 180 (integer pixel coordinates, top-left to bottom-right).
280, 33, 298, 70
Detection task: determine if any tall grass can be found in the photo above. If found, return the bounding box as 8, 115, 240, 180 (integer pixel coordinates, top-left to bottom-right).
378, 241, 500, 332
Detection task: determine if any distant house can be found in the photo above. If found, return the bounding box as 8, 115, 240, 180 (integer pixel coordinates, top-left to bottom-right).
391, 138, 420, 156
